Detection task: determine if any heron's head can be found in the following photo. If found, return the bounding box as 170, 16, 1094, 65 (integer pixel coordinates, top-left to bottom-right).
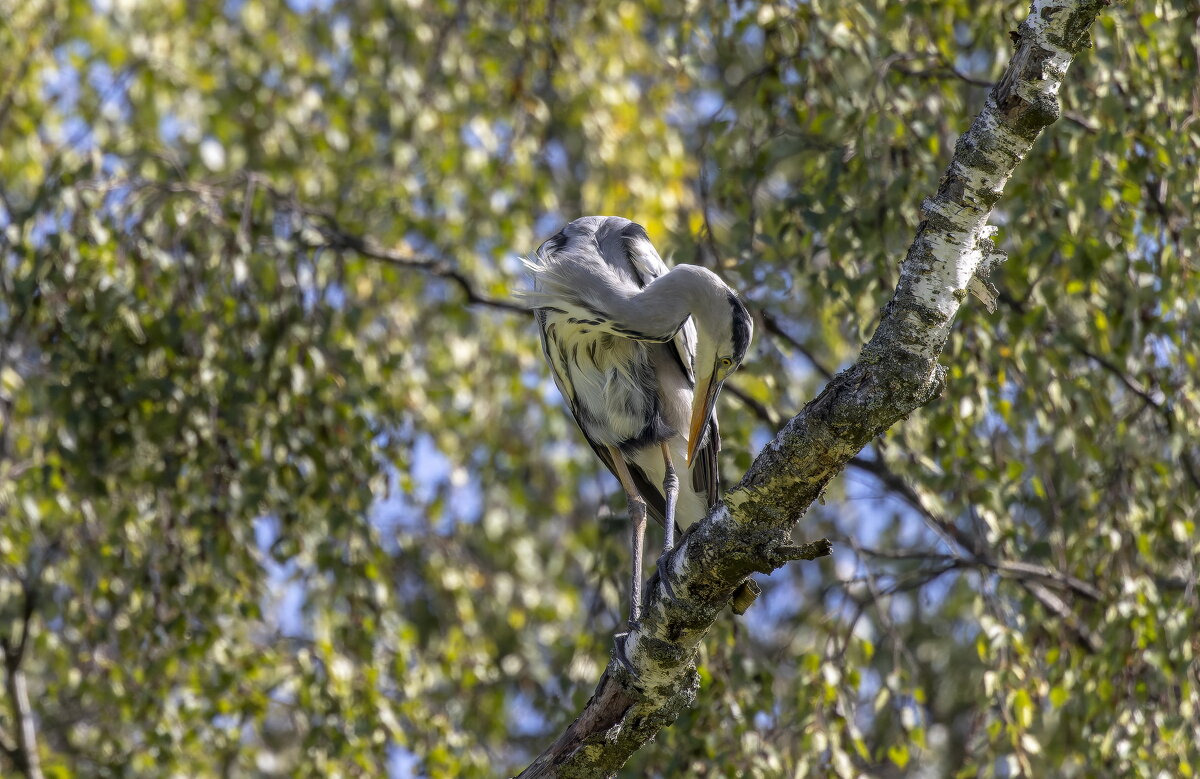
685, 268, 754, 465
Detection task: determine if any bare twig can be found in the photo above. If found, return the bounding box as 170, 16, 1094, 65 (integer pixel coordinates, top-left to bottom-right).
310, 222, 527, 314
760, 310, 834, 380
849, 453, 1103, 648
74, 175, 529, 315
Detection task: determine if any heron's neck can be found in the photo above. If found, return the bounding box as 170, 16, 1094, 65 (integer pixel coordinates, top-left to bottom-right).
609, 265, 714, 342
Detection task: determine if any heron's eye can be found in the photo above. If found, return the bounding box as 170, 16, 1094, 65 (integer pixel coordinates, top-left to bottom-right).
720, 357, 733, 369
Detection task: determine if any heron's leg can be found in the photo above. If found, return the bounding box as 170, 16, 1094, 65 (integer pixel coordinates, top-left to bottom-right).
655, 442, 680, 602
660, 442, 678, 553
608, 448, 648, 675
607, 447, 648, 627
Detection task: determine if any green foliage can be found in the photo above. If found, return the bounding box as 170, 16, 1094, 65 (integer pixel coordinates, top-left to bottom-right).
0, 0, 1196, 776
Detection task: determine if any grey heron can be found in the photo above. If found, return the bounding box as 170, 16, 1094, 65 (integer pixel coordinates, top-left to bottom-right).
525, 216, 754, 641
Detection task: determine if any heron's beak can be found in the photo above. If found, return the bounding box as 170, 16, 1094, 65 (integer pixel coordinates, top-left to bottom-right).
686, 368, 721, 467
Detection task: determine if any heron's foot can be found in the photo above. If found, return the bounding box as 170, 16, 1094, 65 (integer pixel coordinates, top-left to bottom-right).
613, 629, 638, 675
655, 553, 678, 602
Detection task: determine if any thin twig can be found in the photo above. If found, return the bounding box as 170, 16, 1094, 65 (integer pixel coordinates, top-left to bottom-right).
311, 223, 528, 314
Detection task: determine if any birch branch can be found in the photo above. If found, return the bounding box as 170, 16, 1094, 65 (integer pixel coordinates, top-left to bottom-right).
520, 1, 1111, 775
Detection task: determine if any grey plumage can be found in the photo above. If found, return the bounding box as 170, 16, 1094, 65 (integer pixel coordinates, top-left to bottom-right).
526, 215, 753, 628
528, 217, 714, 526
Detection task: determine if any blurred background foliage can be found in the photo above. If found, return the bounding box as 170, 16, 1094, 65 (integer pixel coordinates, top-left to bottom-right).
0, 0, 1197, 776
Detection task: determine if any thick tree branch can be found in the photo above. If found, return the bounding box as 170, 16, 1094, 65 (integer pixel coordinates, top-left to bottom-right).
521, 2, 1110, 774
